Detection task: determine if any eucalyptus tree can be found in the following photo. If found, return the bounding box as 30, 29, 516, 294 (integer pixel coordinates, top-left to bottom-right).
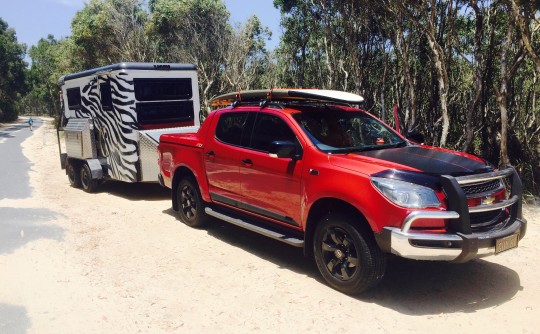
274, 0, 389, 107
274, 0, 323, 88
220, 15, 272, 92
148, 0, 231, 113
25, 35, 61, 116
70, 0, 152, 68
494, 5, 526, 168
390, 0, 461, 147
509, 0, 540, 75
22, 34, 82, 117
0, 18, 27, 121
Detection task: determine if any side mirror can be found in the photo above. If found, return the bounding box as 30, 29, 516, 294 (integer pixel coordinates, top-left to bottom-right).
269, 141, 302, 160
406, 131, 425, 144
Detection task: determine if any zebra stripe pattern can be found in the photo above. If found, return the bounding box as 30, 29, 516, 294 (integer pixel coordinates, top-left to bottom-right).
75, 72, 140, 182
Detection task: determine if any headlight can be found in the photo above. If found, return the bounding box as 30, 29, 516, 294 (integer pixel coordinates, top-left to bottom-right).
371, 177, 441, 208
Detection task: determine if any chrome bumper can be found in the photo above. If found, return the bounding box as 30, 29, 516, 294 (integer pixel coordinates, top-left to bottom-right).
382, 208, 526, 262
375, 167, 527, 263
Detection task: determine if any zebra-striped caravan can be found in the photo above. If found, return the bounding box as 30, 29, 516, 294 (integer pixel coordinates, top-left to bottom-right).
57, 62, 201, 192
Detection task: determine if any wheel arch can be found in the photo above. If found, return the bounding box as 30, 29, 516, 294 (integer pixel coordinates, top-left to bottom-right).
66, 157, 82, 171
304, 198, 373, 257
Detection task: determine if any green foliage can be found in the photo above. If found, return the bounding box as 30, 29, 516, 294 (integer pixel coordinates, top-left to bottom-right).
273, 0, 539, 193
148, 0, 232, 112
0, 18, 27, 121
70, 0, 113, 67
70, 0, 153, 67
20, 35, 75, 117
14, 0, 540, 193
221, 15, 272, 92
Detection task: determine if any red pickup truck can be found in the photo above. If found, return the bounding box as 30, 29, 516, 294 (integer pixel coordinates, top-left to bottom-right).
158, 89, 526, 294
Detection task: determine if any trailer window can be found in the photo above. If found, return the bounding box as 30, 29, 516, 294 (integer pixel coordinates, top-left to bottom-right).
100, 83, 113, 111
136, 101, 194, 125
134, 78, 193, 101
66, 87, 81, 109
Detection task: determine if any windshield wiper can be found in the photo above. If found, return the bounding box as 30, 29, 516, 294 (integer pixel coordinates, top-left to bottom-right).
323, 140, 408, 154
343, 140, 407, 153
325, 146, 366, 154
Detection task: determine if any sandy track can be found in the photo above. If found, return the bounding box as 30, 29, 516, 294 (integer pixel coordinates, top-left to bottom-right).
1, 119, 539, 333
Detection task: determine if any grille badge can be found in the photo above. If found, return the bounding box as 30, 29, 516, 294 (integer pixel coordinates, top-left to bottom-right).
481, 196, 496, 205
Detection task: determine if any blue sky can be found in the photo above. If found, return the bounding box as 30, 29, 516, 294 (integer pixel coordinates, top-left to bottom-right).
0, 0, 283, 52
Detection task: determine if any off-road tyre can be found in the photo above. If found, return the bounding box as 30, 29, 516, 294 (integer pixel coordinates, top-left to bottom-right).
175, 177, 210, 227
67, 161, 81, 188
313, 213, 386, 295
80, 163, 99, 193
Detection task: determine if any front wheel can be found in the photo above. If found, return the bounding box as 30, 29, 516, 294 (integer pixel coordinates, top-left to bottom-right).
313, 213, 386, 295
175, 177, 209, 227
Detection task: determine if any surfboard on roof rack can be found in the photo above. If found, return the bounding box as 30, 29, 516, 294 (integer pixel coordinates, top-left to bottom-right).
209, 89, 364, 107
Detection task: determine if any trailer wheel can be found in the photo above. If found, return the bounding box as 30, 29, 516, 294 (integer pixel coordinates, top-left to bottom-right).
313, 213, 386, 295
67, 162, 81, 188
176, 177, 209, 227
80, 163, 99, 193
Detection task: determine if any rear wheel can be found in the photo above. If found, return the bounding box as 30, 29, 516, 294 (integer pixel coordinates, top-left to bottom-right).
80, 163, 99, 193
175, 177, 209, 227
313, 213, 386, 295
67, 162, 81, 188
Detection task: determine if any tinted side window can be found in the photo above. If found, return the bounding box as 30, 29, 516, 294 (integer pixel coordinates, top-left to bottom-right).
215, 112, 249, 146
136, 101, 194, 125
100, 82, 113, 111
134, 78, 192, 101
250, 114, 297, 152
66, 87, 81, 109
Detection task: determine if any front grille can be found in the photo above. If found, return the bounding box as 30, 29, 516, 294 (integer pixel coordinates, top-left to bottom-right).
463, 178, 508, 233
469, 209, 508, 232
446, 168, 519, 234
461, 179, 503, 197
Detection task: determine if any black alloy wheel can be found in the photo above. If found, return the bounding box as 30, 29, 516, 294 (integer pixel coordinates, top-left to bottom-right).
313, 213, 386, 295
320, 226, 360, 281
176, 177, 209, 227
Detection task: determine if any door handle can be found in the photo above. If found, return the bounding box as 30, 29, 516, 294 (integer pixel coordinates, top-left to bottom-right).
241, 159, 253, 167
206, 151, 215, 157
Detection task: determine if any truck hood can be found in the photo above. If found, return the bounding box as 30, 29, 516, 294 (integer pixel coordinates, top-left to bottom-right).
337, 146, 492, 176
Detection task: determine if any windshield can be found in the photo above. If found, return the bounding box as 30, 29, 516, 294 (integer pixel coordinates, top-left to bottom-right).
293, 110, 406, 153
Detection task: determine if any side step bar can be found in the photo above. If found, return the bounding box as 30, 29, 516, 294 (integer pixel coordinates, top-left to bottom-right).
205, 207, 304, 247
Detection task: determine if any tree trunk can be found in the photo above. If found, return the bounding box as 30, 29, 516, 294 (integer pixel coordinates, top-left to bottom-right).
428, 36, 450, 147
395, 0, 451, 146
496, 19, 524, 168
463, 1, 484, 152
509, 0, 540, 76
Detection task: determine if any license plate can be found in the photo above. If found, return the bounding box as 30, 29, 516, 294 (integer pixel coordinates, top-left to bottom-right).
495, 233, 519, 254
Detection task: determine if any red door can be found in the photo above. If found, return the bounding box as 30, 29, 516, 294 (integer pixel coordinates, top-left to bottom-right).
239, 112, 304, 228
204, 111, 250, 203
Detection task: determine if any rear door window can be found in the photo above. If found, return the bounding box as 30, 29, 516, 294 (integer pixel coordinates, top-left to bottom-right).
215, 112, 250, 147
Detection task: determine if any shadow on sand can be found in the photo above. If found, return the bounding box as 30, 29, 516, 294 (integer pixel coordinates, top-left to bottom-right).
0, 207, 65, 254
92, 181, 171, 201
0, 303, 31, 334
163, 210, 522, 315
